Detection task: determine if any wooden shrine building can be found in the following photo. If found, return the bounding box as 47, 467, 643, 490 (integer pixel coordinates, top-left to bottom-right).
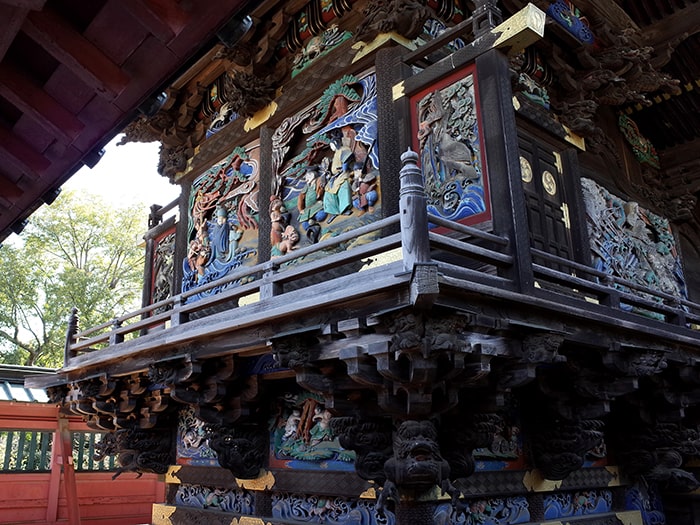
5, 0, 700, 524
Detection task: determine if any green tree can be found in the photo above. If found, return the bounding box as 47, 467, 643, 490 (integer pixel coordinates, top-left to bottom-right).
0, 190, 146, 367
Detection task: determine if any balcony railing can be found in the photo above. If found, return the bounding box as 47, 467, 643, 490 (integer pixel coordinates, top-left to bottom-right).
63, 152, 700, 368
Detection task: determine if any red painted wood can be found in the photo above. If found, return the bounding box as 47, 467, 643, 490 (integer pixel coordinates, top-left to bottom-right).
0, 125, 51, 176
0, 63, 85, 143
24, 8, 131, 100
1, 401, 165, 524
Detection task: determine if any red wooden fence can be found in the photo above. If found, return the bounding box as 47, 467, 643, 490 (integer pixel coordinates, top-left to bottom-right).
0, 400, 164, 525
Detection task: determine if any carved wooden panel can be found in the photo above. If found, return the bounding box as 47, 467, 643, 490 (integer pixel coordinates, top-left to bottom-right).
182, 141, 260, 301
410, 63, 491, 227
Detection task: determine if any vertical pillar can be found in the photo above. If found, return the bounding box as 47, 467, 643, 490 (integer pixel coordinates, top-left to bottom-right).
63, 307, 78, 365
58, 415, 80, 525
475, 49, 534, 290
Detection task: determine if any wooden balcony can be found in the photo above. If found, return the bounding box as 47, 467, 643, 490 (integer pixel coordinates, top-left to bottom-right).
39, 150, 700, 389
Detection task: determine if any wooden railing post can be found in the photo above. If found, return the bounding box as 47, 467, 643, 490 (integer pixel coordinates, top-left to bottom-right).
260, 260, 282, 300
399, 149, 439, 306
108, 318, 123, 345
63, 307, 79, 365
399, 149, 430, 271
170, 295, 188, 327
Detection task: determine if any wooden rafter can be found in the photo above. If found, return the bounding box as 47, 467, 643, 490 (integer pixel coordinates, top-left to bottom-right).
642, 3, 700, 48
23, 8, 130, 100
0, 5, 28, 62
0, 0, 45, 9
120, 0, 191, 43
0, 63, 85, 144
0, 125, 51, 176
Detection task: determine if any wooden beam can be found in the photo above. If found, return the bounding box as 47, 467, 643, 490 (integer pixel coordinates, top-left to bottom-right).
0, 125, 51, 175
0, 5, 28, 61
120, 0, 190, 42
23, 8, 130, 100
643, 3, 700, 48
572, 0, 640, 31
0, 64, 85, 144
0, 173, 22, 200
0, 0, 45, 9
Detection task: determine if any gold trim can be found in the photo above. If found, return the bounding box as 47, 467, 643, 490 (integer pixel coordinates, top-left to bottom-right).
522, 469, 563, 492
151, 503, 176, 525
244, 101, 278, 131
562, 125, 586, 150
560, 202, 571, 230
359, 487, 377, 499
392, 81, 406, 101
165, 465, 182, 484
512, 95, 521, 110
606, 465, 621, 486
492, 3, 547, 56
236, 469, 276, 490
352, 32, 416, 63
615, 510, 644, 525
519, 156, 533, 182
235, 518, 272, 525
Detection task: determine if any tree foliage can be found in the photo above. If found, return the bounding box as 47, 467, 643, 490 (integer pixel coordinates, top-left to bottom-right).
0, 190, 146, 367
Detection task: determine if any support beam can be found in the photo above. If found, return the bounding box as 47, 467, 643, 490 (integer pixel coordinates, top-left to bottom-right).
0, 0, 45, 8
643, 3, 700, 48
0, 125, 50, 176
0, 5, 28, 61
0, 64, 85, 144
0, 172, 22, 201
23, 8, 130, 100
120, 0, 190, 42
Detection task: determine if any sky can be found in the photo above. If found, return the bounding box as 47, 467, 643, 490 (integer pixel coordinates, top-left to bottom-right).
63, 134, 181, 209
4, 135, 180, 246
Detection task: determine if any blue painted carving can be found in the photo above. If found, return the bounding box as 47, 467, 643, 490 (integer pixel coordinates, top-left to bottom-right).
581, 178, 688, 312
415, 69, 489, 225
176, 406, 218, 466
273, 73, 381, 253
175, 483, 254, 513
543, 490, 612, 520
625, 482, 666, 525
272, 493, 395, 525
546, 0, 595, 44
182, 144, 260, 301
433, 497, 530, 524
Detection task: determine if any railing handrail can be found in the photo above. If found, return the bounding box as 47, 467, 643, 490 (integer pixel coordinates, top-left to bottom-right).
70, 213, 405, 350
531, 248, 694, 309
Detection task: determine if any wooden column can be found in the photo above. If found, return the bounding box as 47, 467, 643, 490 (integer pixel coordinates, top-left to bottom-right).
46, 415, 80, 525
476, 49, 534, 291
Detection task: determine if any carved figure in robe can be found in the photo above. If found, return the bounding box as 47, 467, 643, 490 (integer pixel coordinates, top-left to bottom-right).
323, 138, 354, 222
298, 165, 328, 230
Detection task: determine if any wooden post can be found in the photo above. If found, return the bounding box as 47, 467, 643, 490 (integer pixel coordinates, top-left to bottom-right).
63, 307, 78, 365
475, 49, 535, 291
45, 410, 61, 525
47, 415, 80, 525
58, 416, 80, 525
399, 149, 430, 271
108, 318, 124, 345
399, 149, 439, 306
260, 260, 281, 300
